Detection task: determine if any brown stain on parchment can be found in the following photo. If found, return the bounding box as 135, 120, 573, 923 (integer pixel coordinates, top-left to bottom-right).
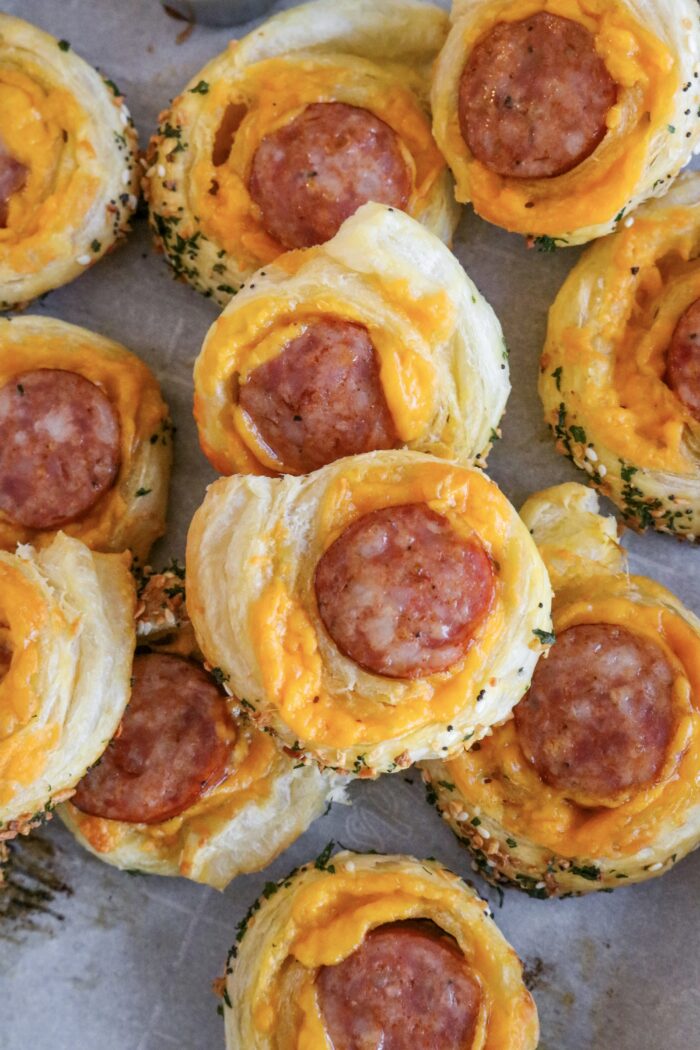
0, 834, 73, 943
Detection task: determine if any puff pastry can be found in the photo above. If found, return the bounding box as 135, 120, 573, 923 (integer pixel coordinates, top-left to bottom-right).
432, 0, 700, 247
186, 450, 553, 775
0, 315, 172, 563
541, 173, 700, 539
0, 533, 134, 838
194, 203, 510, 477
422, 483, 700, 896
222, 849, 538, 1050
0, 15, 139, 310
60, 570, 343, 889
145, 0, 459, 305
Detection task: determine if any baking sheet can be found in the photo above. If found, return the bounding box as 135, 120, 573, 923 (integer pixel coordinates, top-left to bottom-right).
1, 1, 699, 1047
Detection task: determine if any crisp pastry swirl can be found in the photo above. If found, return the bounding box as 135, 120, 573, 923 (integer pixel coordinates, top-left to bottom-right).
144, 0, 459, 305
186, 450, 553, 776
222, 850, 539, 1050
0, 14, 139, 310
59, 569, 345, 889
193, 203, 510, 477
541, 173, 700, 540
422, 483, 700, 896
0, 315, 172, 563
0, 533, 135, 838
431, 0, 700, 246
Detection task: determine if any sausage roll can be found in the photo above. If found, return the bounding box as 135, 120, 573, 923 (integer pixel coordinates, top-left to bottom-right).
194, 203, 509, 477
144, 0, 459, 306
0, 315, 172, 563
186, 450, 553, 775
0, 15, 139, 311
541, 173, 700, 539
222, 849, 538, 1050
431, 0, 700, 247
0, 533, 134, 838
422, 483, 700, 896
60, 569, 343, 889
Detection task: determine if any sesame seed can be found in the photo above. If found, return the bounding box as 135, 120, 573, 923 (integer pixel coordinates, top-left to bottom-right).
585, 446, 598, 461
623, 216, 635, 227
76, 254, 92, 265
119, 108, 129, 126
128, 194, 138, 210
480, 827, 490, 839
345, 861, 355, 872
535, 881, 546, 889
121, 169, 131, 184
157, 165, 166, 178
648, 861, 663, 872
598, 464, 607, 477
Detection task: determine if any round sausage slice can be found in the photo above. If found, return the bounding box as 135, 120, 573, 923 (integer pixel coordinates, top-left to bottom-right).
458, 13, 617, 179
72, 653, 233, 825
317, 921, 481, 1050
0, 369, 121, 530
0, 136, 27, 228
514, 623, 675, 801
314, 503, 494, 679
248, 102, 412, 249
238, 316, 399, 473
666, 298, 700, 422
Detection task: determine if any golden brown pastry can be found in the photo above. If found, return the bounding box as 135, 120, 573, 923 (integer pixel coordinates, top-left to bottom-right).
186, 450, 553, 775
541, 172, 700, 539
222, 849, 539, 1050
0, 15, 139, 310
0, 315, 172, 563
432, 0, 700, 246
145, 0, 459, 305
422, 483, 700, 896
194, 203, 510, 477
0, 533, 134, 837
59, 569, 344, 889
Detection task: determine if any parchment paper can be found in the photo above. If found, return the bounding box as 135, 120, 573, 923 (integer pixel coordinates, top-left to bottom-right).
1, 2, 698, 1048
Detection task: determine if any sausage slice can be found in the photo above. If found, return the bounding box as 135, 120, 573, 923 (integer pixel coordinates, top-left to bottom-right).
514, 623, 675, 800
667, 298, 700, 422
317, 921, 481, 1050
238, 316, 399, 473
0, 369, 121, 529
458, 13, 617, 179
248, 102, 411, 249
72, 653, 233, 824
314, 503, 494, 679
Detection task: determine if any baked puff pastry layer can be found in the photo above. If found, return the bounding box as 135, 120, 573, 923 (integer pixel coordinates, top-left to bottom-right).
0, 315, 172, 563
222, 850, 538, 1050
0, 15, 138, 310
194, 203, 510, 477
432, 0, 700, 247
541, 173, 700, 539
145, 0, 458, 305
0, 533, 135, 837
422, 483, 700, 897
60, 570, 344, 889
186, 450, 553, 776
